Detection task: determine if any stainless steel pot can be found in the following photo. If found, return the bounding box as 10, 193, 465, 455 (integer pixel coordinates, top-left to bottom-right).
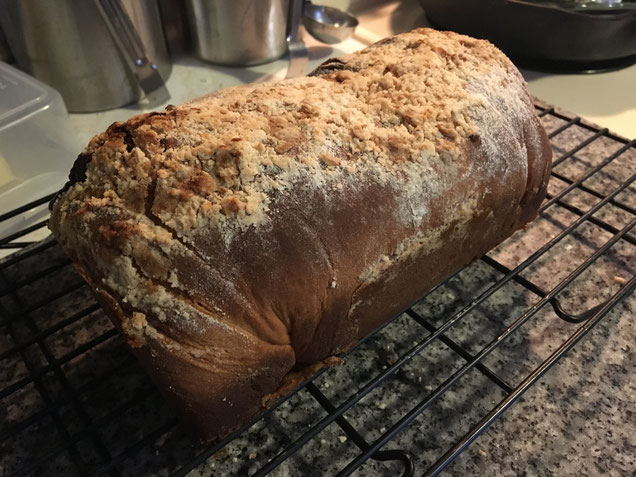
0, 0, 171, 112
185, 0, 290, 66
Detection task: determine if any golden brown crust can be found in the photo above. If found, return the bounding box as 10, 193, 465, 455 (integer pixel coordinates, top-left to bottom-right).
49, 28, 551, 443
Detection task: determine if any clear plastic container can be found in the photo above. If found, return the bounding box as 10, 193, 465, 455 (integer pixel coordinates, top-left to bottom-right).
0, 61, 80, 240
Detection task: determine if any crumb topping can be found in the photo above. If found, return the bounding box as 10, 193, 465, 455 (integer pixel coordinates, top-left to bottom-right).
51, 28, 542, 337
56, 28, 537, 240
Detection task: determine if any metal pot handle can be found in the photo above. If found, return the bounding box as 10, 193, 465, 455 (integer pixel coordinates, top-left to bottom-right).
93, 0, 170, 104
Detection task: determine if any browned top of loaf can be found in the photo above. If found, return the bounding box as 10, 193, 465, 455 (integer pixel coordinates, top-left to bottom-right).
50, 28, 541, 338
53, 28, 532, 240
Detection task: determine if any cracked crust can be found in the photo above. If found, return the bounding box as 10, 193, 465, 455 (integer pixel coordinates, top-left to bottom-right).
49, 28, 551, 443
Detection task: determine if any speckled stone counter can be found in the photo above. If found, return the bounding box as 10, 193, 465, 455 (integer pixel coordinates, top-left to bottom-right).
0, 104, 634, 476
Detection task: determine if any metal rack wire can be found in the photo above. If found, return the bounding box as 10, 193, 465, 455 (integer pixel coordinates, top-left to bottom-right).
0, 102, 634, 476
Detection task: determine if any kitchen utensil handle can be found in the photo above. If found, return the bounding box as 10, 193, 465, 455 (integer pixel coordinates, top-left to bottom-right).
285, 0, 307, 78
94, 0, 169, 103
287, 0, 305, 43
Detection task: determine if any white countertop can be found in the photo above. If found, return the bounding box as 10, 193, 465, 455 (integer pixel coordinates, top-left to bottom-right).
521, 66, 636, 138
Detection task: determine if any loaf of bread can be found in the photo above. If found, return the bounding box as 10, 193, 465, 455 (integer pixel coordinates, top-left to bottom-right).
49, 28, 551, 443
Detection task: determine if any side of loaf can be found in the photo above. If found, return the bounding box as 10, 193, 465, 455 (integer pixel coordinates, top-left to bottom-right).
49, 28, 551, 443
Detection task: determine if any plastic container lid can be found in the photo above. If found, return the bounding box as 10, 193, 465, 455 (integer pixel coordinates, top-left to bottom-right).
0, 61, 80, 243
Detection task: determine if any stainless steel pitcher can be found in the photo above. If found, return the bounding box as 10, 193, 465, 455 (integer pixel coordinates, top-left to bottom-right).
185, 0, 291, 66
0, 0, 171, 112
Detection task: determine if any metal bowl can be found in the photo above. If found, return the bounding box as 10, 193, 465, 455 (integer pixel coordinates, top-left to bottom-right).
303, 3, 358, 44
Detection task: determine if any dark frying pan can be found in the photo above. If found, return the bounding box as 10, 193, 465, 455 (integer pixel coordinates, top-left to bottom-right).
418, 0, 636, 72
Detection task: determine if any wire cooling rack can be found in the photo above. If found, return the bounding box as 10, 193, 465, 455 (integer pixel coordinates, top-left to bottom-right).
0, 102, 634, 476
